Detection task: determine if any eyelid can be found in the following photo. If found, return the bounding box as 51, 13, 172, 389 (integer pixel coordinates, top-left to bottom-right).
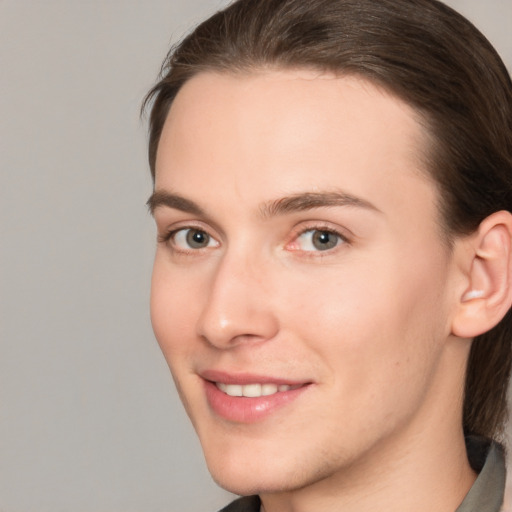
176, 228, 219, 249
285, 222, 352, 253
157, 222, 220, 252
156, 219, 352, 255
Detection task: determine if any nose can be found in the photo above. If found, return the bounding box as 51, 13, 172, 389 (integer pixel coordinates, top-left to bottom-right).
197, 251, 279, 349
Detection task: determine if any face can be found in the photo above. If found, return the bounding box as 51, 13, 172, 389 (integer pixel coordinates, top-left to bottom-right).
150, 70, 463, 495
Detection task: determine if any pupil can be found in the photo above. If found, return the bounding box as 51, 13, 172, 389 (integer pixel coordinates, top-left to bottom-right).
187, 229, 209, 248
312, 230, 337, 250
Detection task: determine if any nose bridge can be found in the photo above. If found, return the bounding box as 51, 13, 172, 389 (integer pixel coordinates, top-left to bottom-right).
197, 245, 278, 348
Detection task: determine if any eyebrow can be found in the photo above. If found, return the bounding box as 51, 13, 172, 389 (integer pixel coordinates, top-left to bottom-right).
147, 189, 380, 217
259, 191, 381, 218
147, 190, 205, 216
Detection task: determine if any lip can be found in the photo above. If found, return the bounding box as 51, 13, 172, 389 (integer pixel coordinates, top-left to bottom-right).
201, 370, 312, 423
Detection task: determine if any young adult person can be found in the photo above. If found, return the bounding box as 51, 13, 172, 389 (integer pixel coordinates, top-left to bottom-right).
143, 0, 512, 510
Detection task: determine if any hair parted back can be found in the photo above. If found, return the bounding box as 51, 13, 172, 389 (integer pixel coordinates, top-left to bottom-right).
143, 0, 512, 440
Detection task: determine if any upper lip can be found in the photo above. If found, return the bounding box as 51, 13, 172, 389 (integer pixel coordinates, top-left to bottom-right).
200, 369, 310, 386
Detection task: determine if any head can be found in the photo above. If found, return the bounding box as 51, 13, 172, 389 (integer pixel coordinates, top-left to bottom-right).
143, 0, 512, 494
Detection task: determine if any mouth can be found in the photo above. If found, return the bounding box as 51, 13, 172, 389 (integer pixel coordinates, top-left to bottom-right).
215, 382, 304, 397
201, 371, 312, 423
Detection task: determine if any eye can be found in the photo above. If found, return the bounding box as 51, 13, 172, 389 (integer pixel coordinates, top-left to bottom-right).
172, 228, 218, 250
294, 229, 344, 252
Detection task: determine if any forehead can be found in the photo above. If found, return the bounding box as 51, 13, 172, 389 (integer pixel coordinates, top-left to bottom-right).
155, 69, 437, 223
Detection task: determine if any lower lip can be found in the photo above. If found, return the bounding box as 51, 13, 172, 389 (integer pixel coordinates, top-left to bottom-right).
204, 380, 310, 423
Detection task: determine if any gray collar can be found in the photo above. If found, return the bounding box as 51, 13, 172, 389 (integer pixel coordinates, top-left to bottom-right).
456, 437, 506, 512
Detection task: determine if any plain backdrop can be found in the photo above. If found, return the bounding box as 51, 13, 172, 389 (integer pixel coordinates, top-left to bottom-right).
0, 1, 511, 511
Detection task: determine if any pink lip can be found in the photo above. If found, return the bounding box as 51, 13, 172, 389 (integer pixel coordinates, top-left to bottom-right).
201, 370, 312, 423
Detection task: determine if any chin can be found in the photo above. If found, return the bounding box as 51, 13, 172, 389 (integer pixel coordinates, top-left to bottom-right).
208, 464, 302, 496
210, 473, 268, 497
201, 439, 338, 497
203, 448, 276, 494
201, 442, 282, 493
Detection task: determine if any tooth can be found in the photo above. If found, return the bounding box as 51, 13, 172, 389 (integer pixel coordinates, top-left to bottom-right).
261, 384, 278, 396
224, 384, 243, 396
216, 382, 297, 397
242, 384, 262, 397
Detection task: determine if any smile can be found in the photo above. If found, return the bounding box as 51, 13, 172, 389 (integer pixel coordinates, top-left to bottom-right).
215, 382, 303, 397
203, 374, 312, 423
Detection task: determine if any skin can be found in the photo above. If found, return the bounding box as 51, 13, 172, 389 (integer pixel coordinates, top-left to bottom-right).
150, 70, 478, 512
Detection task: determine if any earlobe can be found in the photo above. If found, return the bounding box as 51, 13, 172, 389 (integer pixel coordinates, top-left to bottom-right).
451, 211, 512, 339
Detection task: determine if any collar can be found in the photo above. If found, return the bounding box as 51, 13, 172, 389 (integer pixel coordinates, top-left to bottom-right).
455, 436, 506, 512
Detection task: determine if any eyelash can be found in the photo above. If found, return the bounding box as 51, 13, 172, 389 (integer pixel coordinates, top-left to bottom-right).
287, 225, 349, 254
157, 225, 217, 252
158, 224, 350, 256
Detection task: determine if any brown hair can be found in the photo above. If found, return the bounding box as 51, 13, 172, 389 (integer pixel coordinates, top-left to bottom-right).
143, 0, 512, 440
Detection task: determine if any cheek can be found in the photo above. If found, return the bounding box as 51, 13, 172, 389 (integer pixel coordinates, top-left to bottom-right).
280, 251, 451, 388
150, 256, 200, 362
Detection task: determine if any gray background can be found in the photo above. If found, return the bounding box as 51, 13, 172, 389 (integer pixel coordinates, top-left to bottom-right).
0, 1, 510, 511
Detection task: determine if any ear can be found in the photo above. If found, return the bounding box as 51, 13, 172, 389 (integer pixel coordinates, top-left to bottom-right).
451, 210, 512, 338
